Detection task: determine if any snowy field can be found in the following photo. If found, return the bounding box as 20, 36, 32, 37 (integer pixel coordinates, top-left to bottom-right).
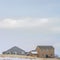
0, 57, 59, 60
0, 57, 36, 60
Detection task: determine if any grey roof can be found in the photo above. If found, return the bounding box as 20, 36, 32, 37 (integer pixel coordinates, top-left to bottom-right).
6, 46, 25, 52
37, 46, 54, 49
3, 46, 26, 54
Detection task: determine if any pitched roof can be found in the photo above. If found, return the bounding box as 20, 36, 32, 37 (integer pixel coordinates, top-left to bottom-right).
37, 46, 54, 49
4, 46, 25, 53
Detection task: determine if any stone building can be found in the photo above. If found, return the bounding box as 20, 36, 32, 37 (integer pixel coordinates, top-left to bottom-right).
36, 46, 54, 58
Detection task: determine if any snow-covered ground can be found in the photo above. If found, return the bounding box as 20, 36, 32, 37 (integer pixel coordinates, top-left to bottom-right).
0, 57, 33, 60
0, 57, 59, 60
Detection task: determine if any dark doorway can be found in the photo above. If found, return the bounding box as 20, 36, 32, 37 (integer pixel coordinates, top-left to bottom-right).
46, 54, 48, 58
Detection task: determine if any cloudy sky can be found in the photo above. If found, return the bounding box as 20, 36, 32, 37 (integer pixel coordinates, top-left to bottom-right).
0, 0, 60, 56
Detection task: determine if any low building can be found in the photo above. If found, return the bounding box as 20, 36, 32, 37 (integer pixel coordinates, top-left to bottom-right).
2, 46, 26, 55
36, 46, 54, 58
29, 50, 38, 57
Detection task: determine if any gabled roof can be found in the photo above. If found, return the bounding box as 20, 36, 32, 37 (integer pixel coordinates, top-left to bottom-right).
4, 46, 25, 53
37, 46, 54, 49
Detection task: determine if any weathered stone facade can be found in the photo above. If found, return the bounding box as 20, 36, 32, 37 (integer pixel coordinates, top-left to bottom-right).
36, 46, 54, 58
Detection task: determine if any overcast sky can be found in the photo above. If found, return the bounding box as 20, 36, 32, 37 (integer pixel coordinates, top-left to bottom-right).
0, 0, 60, 57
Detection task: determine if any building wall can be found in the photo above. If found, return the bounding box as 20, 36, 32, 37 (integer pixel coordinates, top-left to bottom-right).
36, 47, 54, 58
2, 51, 26, 55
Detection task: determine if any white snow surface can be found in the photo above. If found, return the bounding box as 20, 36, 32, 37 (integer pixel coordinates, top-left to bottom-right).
0, 57, 33, 60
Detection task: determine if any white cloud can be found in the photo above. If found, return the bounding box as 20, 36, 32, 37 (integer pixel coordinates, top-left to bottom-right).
0, 18, 60, 34
0, 18, 48, 28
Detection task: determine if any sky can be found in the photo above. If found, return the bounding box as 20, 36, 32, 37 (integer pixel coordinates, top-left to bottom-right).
0, 0, 60, 57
